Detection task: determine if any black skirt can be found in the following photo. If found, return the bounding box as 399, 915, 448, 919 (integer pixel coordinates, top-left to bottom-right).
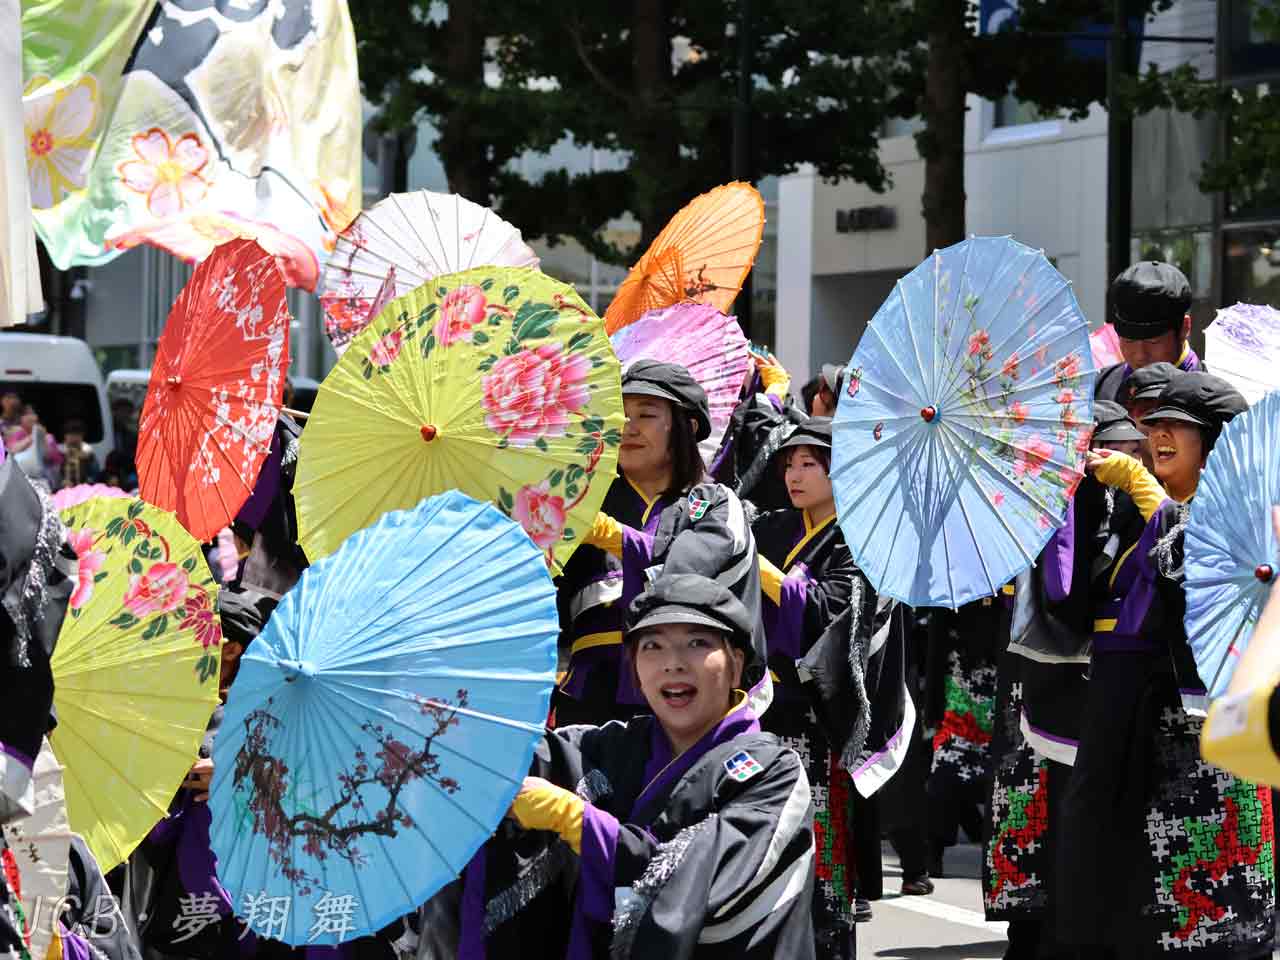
1056, 650, 1275, 956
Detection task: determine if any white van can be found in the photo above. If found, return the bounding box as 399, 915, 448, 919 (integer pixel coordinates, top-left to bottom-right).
108, 368, 322, 416
0, 334, 115, 465
106, 368, 151, 413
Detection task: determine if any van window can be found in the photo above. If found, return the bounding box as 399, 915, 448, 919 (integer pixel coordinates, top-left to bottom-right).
8, 384, 105, 442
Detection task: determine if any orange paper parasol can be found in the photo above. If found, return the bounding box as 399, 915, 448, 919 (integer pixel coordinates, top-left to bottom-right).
136, 238, 290, 542
603, 181, 765, 334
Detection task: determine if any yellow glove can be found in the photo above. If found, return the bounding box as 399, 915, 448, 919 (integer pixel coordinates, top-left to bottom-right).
758, 554, 785, 605
1093, 452, 1167, 522
1202, 680, 1280, 788
510, 776, 584, 853
757, 358, 791, 400
583, 512, 624, 558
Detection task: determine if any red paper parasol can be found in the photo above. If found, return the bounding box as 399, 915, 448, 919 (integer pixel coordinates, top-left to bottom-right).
136, 238, 290, 541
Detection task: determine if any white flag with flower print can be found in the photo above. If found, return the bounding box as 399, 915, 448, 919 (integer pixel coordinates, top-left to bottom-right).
22, 0, 362, 291
2, 0, 42, 326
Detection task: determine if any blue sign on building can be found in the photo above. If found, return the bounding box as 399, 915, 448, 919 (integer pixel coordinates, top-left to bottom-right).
979, 0, 1020, 35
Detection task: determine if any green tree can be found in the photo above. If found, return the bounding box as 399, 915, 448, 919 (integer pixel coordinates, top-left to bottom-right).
893, 0, 1174, 255
1127, 1, 1280, 218
350, 0, 913, 264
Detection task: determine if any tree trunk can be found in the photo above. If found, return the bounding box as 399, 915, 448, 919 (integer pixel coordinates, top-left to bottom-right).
630, 0, 682, 250
438, 3, 488, 201
919, 0, 967, 256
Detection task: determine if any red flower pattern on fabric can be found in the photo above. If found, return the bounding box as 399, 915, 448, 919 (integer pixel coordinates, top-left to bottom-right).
482, 343, 590, 446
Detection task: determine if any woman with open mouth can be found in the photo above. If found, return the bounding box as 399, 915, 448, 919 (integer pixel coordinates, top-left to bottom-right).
464, 572, 816, 959
1046, 370, 1275, 957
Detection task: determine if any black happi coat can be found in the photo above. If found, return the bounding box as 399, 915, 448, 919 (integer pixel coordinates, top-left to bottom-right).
557, 481, 770, 725
1045, 483, 1275, 955
1, 461, 76, 960
555, 477, 679, 725
751, 510, 855, 696
472, 707, 816, 960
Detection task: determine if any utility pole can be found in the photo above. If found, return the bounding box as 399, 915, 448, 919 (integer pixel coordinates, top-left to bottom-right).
731, 0, 754, 338
1105, 0, 1134, 293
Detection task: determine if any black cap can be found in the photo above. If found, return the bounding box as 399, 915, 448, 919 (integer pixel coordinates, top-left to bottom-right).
622, 359, 712, 441
777, 416, 833, 454
1092, 400, 1146, 444
1110, 262, 1191, 340
1142, 372, 1248, 443
625, 573, 753, 649
1121, 361, 1180, 405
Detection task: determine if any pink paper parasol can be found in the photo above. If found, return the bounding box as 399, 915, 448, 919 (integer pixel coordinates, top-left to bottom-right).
609, 303, 751, 462
50, 483, 130, 511
1089, 323, 1124, 369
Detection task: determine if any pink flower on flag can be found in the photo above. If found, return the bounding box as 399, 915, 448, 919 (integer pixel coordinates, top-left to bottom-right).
1013, 436, 1054, 480
513, 482, 568, 550
118, 128, 211, 218
968, 330, 991, 357
434, 286, 488, 346
370, 329, 404, 367
66, 527, 105, 610
24, 74, 98, 209
483, 343, 590, 446
123, 562, 189, 617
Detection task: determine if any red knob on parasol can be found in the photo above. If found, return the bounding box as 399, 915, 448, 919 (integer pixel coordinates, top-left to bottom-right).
166, 375, 181, 388
420, 425, 438, 443
921, 406, 937, 422
1256, 564, 1275, 583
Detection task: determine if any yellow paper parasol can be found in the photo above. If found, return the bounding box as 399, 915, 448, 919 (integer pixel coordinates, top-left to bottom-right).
604, 181, 766, 334
52, 496, 222, 871
294, 266, 624, 570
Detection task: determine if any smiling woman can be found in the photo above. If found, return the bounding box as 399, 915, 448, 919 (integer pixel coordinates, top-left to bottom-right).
553, 360, 716, 726
454, 573, 816, 960
1043, 371, 1276, 956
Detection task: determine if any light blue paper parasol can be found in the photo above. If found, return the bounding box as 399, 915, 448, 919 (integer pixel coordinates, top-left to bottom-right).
209, 490, 558, 945
831, 236, 1096, 608
1186, 388, 1280, 698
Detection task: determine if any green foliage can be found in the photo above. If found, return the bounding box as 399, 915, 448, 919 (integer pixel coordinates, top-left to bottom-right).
1125, 4, 1280, 214
350, 0, 911, 262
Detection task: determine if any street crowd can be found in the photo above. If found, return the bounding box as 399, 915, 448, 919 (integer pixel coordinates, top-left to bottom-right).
3, 256, 1279, 960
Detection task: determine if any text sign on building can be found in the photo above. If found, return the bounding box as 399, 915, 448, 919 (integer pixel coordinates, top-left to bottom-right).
836, 206, 896, 233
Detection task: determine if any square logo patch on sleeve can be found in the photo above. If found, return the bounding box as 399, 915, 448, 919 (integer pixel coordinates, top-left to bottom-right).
687, 496, 711, 521
724, 750, 764, 783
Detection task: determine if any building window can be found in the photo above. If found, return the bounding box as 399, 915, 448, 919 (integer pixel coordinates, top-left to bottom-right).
882, 115, 925, 139
993, 93, 1057, 128
1228, 0, 1280, 77
1223, 227, 1280, 307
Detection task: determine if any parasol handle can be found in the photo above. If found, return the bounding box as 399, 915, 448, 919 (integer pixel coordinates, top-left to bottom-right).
281, 406, 310, 421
